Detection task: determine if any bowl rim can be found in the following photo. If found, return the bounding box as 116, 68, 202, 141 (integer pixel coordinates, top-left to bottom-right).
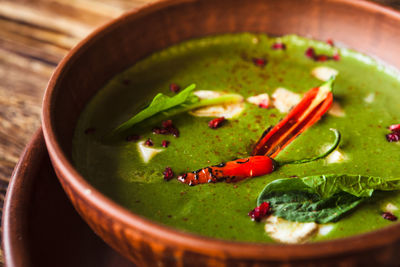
42, 0, 400, 260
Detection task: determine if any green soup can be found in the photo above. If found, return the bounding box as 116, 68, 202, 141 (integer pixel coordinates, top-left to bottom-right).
73, 33, 400, 243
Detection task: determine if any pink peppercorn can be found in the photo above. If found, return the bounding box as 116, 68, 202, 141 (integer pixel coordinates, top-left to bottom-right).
162, 140, 170, 147
326, 39, 334, 46
152, 120, 180, 137
208, 117, 226, 129
271, 42, 286, 50
389, 124, 400, 132
252, 58, 267, 67
162, 120, 173, 128
386, 132, 400, 142
332, 53, 340, 61
305, 47, 316, 59
382, 212, 397, 221
169, 83, 180, 93
316, 55, 328, 62
163, 167, 174, 181
144, 138, 154, 146
248, 202, 271, 222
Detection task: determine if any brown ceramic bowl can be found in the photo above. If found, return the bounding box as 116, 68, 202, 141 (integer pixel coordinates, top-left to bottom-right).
42, 0, 400, 265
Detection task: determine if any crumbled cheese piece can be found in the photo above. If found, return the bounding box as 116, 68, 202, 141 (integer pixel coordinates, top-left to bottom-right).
364, 93, 375, 103
328, 101, 345, 117
137, 141, 163, 163
193, 90, 221, 99
191, 103, 244, 118
272, 88, 301, 113
318, 225, 334, 236
384, 203, 398, 213
246, 93, 270, 108
190, 90, 244, 119
311, 66, 339, 81
325, 149, 348, 164
265, 216, 318, 244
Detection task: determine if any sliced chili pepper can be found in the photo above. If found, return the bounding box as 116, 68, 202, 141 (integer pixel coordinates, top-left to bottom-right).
252, 77, 335, 157
177, 129, 340, 186
177, 156, 276, 186
177, 78, 337, 187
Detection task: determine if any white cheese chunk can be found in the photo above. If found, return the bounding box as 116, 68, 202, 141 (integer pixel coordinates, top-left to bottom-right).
364, 93, 375, 103
246, 93, 270, 108
328, 101, 345, 117
190, 103, 244, 118
384, 203, 398, 213
137, 141, 163, 163
311, 66, 339, 81
325, 149, 348, 164
318, 224, 334, 236
193, 90, 221, 99
190, 90, 244, 119
272, 88, 301, 113
252, 37, 259, 44
265, 216, 318, 244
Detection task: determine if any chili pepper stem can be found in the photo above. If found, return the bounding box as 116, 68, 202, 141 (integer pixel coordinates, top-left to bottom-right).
278, 128, 341, 166
323, 76, 335, 92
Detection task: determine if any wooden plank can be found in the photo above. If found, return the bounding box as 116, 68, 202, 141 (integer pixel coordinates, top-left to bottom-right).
0, 2, 94, 39
0, 18, 80, 49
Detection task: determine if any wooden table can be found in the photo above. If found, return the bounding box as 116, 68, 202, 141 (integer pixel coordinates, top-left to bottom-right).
0, 0, 399, 265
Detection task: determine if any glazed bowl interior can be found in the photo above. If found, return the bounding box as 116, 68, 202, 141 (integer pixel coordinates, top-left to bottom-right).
42, 0, 400, 264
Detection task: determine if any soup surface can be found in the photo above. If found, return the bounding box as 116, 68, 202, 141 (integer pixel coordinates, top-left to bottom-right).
73, 33, 400, 243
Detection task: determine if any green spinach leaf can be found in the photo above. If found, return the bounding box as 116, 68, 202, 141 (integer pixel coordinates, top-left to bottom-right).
257, 175, 400, 223
111, 84, 243, 136
112, 84, 198, 135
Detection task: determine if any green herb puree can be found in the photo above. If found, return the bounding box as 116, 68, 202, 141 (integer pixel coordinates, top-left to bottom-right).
73, 33, 400, 243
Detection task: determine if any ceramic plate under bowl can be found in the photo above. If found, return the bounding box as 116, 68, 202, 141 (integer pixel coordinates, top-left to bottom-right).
2, 128, 134, 267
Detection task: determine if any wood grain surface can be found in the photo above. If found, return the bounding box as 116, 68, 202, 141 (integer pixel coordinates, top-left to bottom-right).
0, 0, 399, 265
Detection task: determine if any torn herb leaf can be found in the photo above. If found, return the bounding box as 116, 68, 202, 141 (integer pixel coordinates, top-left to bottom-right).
257, 175, 400, 223
111, 84, 243, 137
112, 84, 197, 135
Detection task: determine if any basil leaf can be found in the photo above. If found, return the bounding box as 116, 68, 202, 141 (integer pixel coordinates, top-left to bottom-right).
260, 190, 363, 223
112, 84, 198, 135
257, 175, 400, 223
111, 84, 243, 137
301, 174, 400, 198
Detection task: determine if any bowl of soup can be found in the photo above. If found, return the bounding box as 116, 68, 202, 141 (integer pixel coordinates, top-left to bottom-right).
42, 0, 400, 265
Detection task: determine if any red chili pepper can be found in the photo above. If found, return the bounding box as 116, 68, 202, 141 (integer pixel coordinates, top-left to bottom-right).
177, 78, 339, 186
178, 129, 340, 186
177, 156, 276, 186
252, 77, 335, 157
